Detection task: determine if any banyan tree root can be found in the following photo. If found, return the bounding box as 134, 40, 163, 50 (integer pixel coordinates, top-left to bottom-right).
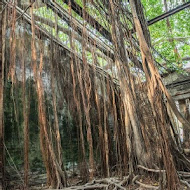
137, 165, 165, 173
133, 176, 190, 189
63, 177, 129, 190
137, 164, 190, 178
61, 176, 159, 190
35, 174, 190, 189
180, 180, 190, 188
131, 175, 160, 189
136, 165, 190, 189
135, 180, 159, 189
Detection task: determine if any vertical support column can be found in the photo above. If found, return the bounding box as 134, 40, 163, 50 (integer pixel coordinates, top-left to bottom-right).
0, 2, 5, 189
178, 99, 190, 147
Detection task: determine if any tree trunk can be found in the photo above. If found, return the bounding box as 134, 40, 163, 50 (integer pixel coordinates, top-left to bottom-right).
0, 3, 6, 189
30, 5, 67, 188
77, 6, 95, 178
21, 35, 29, 190
50, 44, 65, 171
76, 61, 95, 179
108, 0, 148, 176
129, 0, 180, 189
102, 80, 110, 177
68, 14, 89, 180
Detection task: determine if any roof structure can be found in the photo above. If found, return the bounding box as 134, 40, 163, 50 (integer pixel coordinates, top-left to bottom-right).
4, 0, 189, 75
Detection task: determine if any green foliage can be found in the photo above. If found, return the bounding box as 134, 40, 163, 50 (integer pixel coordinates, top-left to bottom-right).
33, 0, 190, 73
142, 0, 190, 71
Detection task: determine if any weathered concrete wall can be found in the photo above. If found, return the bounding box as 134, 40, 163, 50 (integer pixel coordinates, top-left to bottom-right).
163, 68, 190, 101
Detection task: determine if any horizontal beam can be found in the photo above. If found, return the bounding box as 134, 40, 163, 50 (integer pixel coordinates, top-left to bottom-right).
64, 0, 190, 37
42, 0, 143, 70
62, 0, 112, 41
4, 1, 120, 87
43, 1, 113, 52
34, 14, 113, 62
60, 0, 171, 72
148, 1, 190, 26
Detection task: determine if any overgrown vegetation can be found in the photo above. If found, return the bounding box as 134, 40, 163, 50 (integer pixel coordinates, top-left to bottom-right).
0, 0, 190, 190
